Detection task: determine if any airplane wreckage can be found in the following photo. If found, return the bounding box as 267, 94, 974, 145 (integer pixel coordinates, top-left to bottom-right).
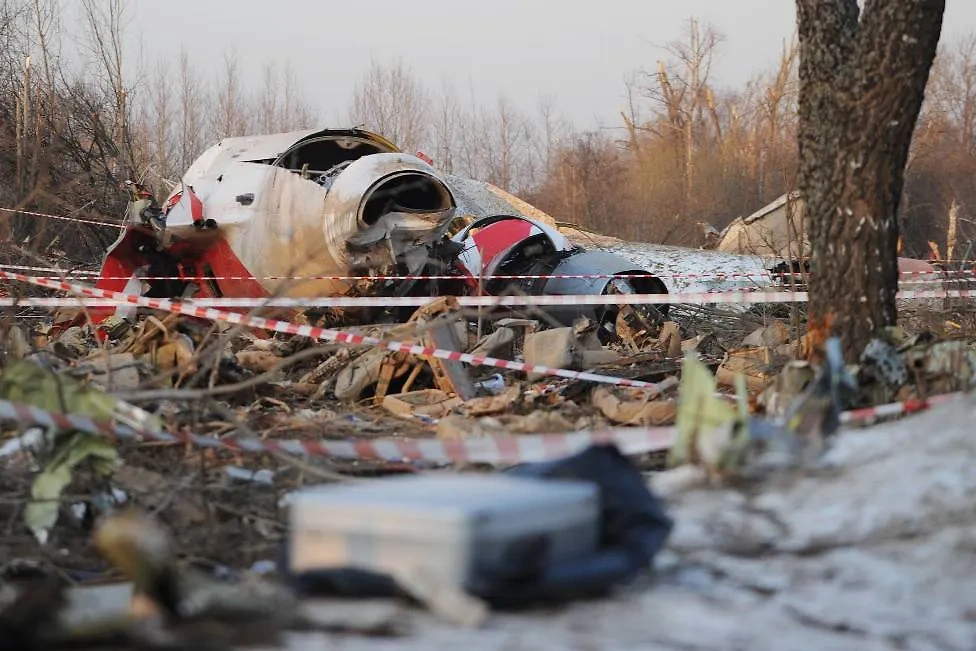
89, 127, 688, 340
86, 127, 936, 340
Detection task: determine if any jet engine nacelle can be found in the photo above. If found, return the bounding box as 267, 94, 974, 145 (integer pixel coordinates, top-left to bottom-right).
320, 153, 456, 279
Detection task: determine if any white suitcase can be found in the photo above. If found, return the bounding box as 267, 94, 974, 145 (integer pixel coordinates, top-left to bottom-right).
288, 473, 599, 592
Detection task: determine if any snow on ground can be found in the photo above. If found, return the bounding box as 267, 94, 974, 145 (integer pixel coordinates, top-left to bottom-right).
67, 395, 976, 650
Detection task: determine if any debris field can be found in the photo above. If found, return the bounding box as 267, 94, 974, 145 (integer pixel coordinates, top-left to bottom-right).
0, 126, 975, 649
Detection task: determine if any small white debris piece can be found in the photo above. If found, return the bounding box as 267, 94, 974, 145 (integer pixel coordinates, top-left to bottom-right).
391, 565, 489, 628
0, 427, 47, 459
224, 466, 275, 486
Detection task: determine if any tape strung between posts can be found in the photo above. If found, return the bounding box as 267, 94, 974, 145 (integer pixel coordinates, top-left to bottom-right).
0, 270, 674, 391
1, 265, 964, 283
2, 289, 975, 310
0, 293, 802, 308
0, 206, 123, 229
838, 391, 961, 423
0, 392, 963, 465
0, 398, 676, 465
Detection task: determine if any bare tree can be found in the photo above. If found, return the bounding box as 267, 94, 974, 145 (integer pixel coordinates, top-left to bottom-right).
535, 97, 563, 168
934, 34, 976, 152
176, 49, 206, 172
256, 61, 279, 134
212, 51, 249, 139
145, 58, 174, 178
430, 81, 463, 174
757, 38, 799, 202
797, 0, 945, 354
79, 0, 136, 177
485, 96, 523, 191
279, 62, 313, 130
640, 17, 725, 205
347, 59, 430, 152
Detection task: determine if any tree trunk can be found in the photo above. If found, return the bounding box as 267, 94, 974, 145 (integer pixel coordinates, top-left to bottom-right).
797, 0, 945, 356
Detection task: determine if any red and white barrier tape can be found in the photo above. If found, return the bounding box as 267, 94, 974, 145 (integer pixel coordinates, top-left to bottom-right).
0, 392, 965, 465
838, 391, 962, 423
4, 288, 976, 310
10, 277, 969, 291
0, 206, 123, 229
0, 264, 99, 276
0, 293, 797, 308
2, 269, 968, 283
2, 262, 970, 284
0, 398, 676, 465
2, 266, 773, 282
0, 270, 675, 390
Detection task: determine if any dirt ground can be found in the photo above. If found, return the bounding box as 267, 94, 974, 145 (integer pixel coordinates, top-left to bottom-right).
1, 290, 975, 649
1, 297, 973, 580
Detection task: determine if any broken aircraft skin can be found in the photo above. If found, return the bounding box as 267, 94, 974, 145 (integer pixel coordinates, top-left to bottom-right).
89, 127, 669, 339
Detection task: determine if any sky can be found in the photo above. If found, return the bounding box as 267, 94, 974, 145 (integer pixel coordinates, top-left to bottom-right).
128, 0, 976, 129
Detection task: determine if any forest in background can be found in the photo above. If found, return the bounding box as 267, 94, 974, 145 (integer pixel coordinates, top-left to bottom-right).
0, 0, 974, 265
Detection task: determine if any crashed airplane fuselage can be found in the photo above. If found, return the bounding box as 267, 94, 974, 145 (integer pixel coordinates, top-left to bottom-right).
95, 128, 668, 333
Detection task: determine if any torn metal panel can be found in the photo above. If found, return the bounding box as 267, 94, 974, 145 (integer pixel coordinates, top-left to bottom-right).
445, 175, 558, 226
181, 128, 397, 184
590, 239, 776, 294
540, 249, 669, 328
714, 192, 943, 296
452, 215, 574, 281
718, 191, 806, 260
450, 215, 669, 336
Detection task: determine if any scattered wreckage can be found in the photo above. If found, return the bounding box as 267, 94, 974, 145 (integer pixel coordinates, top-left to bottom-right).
86, 130, 955, 349
91, 128, 669, 340
6, 225, 976, 648
714, 191, 944, 293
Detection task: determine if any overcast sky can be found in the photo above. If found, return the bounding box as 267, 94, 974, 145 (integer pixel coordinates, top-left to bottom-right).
129, 0, 975, 129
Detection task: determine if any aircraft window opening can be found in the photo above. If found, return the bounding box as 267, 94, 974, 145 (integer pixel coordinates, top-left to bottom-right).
274, 138, 386, 175
360, 173, 455, 226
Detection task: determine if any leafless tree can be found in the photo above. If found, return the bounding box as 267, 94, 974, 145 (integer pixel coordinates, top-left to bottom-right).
430, 81, 463, 174
79, 0, 137, 177
534, 95, 567, 176
640, 17, 725, 205
251, 61, 313, 134
484, 96, 523, 192
0, 4, 969, 274
256, 61, 280, 135
279, 62, 313, 130
932, 34, 976, 153
145, 58, 174, 179
347, 59, 430, 152
797, 0, 945, 354
757, 38, 799, 201
176, 49, 207, 173
212, 51, 250, 139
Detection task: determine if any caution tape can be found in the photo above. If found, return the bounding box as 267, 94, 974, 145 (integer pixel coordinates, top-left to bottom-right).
0, 206, 123, 229
0, 264, 99, 275
2, 266, 774, 282
1, 267, 966, 283
3, 288, 976, 310
0, 270, 676, 390
0, 293, 796, 308
0, 391, 965, 465
838, 391, 962, 423
0, 398, 676, 465
1, 260, 968, 284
